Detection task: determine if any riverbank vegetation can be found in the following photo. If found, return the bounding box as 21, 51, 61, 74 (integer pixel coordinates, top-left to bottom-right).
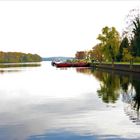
0, 51, 42, 63
75, 9, 140, 64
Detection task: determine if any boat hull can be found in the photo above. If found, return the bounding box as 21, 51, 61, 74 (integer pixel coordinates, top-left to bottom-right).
55, 63, 72, 67
54, 62, 90, 68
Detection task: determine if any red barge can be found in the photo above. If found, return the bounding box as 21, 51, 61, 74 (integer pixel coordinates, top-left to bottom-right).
52, 61, 90, 68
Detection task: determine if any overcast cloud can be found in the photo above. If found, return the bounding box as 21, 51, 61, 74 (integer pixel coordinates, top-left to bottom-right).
0, 0, 139, 57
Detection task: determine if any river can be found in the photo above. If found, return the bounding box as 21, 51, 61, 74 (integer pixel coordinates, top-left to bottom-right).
0, 61, 140, 140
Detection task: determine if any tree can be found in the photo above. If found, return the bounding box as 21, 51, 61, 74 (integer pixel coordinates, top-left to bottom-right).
89, 43, 104, 63
75, 51, 86, 59
97, 26, 120, 62
131, 17, 140, 57
117, 37, 129, 61
124, 9, 140, 58
122, 48, 133, 61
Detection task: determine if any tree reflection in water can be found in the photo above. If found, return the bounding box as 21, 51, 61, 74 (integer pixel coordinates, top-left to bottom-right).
76, 68, 140, 125
95, 71, 120, 103
76, 68, 120, 103
121, 76, 140, 125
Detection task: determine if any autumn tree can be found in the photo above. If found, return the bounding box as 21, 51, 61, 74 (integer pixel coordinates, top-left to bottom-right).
88, 43, 104, 63
75, 51, 86, 59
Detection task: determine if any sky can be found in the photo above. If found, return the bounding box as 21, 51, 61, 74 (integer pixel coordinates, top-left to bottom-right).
0, 0, 140, 57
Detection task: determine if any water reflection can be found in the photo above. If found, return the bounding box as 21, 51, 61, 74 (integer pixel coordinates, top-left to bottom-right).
95, 71, 120, 103
0, 63, 140, 140
76, 68, 140, 125
0, 62, 41, 68
28, 131, 134, 140
0, 70, 21, 73
0, 62, 41, 74
122, 78, 140, 125
76, 68, 120, 103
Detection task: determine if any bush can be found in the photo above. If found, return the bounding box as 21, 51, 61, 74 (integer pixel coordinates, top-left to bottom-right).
133, 57, 140, 62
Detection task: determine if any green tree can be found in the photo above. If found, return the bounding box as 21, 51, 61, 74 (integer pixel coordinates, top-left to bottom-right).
122, 48, 133, 61
125, 9, 140, 58
97, 26, 120, 63
117, 37, 129, 61
131, 17, 140, 57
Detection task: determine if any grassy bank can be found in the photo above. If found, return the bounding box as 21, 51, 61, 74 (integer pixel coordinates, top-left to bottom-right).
100, 62, 140, 65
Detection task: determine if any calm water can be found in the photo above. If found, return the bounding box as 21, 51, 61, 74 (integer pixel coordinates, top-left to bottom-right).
0, 61, 140, 140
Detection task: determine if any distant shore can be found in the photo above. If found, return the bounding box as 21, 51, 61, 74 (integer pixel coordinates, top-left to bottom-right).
0, 51, 42, 63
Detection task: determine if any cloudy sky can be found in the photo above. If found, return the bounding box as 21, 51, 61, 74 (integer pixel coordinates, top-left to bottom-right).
0, 0, 140, 57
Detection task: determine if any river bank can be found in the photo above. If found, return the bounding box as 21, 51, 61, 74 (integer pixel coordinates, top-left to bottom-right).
91, 63, 140, 73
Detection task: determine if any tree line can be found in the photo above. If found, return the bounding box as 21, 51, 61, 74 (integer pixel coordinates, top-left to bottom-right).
0, 51, 42, 63
75, 9, 140, 63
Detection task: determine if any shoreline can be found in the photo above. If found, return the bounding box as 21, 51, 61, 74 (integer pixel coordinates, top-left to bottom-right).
90, 63, 140, 73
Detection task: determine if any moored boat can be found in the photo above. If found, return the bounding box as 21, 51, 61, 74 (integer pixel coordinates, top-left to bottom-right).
72, 62, 90, 67
53, 61, 90, 68
51, 61, 56, 66
55, 62, 72, 67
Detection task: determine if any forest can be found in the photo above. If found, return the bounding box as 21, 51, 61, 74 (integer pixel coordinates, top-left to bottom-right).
0, 51, 42, 63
